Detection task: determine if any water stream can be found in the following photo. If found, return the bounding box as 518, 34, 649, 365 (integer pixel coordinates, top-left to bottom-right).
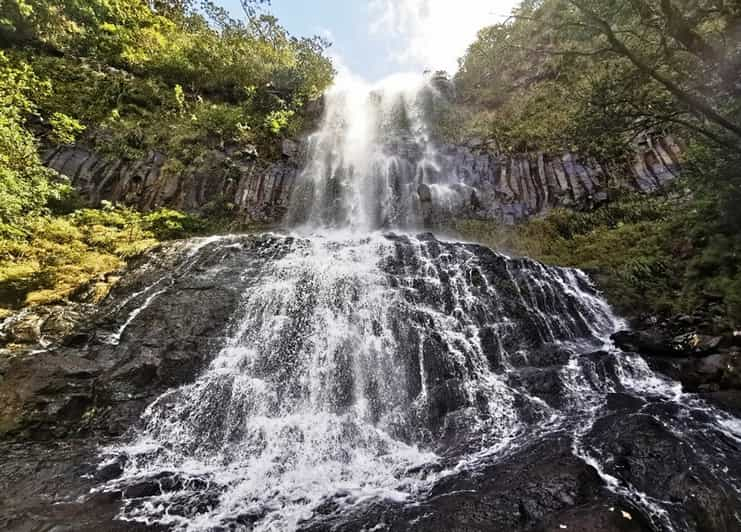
97, 75, 741, 531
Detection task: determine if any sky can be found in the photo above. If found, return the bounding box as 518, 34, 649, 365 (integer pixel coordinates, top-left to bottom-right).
218, 1, 521, 81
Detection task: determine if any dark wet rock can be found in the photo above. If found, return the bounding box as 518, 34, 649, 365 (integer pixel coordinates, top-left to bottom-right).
612, 328, 727, 359
645, 349, 741, 395
509, 367, 567, 408
605, 392, 646, 412
585, 411, 741, 532
611, 329, 678, 357
41, 306, 88, 340
538, 502, 652, 532
0, 350, 98, 439
697, 353, 727, 376
699, 390, 741, 417
299, 435, 652, 532
0, 236, 299, 441
95, 456, 126, 482
614, 304, 741, 408
2, 233, 740, 532
0, 440, 164, 531
426, 378, 469, 426
122, 473, 212, 500
417, 182, 432, 202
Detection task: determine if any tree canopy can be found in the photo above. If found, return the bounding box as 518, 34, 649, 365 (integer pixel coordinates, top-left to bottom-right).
454, 0, 741, 157
0, 0, 334, 157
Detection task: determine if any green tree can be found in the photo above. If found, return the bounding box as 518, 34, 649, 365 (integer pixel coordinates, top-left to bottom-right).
455, 0, 741, 156
0, 51, 65, 228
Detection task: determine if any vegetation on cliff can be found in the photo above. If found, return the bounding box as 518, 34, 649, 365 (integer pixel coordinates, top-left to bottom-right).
451, 0, 740, 157
0, 0, 334, 313
450, 0, 741, 330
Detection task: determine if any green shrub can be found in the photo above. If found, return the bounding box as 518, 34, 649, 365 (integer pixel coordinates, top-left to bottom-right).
451, 180, 741, 329
0, 52, 67, 225
143, 208, 207, 240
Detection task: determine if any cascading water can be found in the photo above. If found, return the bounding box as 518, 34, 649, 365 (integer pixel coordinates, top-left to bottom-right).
285, 73, 429, 231
285, 73, 470, 231
99, 75, 741, 531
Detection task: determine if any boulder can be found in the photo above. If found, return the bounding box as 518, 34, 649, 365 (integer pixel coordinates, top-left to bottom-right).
2, 313, 44, 345
281, 138, 300, 158
672, 332, 723, 355
644, 349, 741, 395
611, 329, 676, 357
612, 329, 724, 358
417, 183, 432, 202
40, 306, 85, 342
697, 353, 727, 376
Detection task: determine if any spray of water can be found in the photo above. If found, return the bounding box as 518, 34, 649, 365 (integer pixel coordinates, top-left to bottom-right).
287, 72, 465, 232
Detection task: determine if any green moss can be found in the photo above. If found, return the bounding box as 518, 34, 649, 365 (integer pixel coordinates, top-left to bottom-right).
0, 204, 208, 311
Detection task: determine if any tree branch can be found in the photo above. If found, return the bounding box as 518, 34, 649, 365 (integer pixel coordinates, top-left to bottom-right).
568, 0, 741, 142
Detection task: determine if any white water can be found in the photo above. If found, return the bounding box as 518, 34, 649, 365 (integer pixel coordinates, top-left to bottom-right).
108, 235, 438, 530
287, 73, 467, 233
102, 230, 629, 531
98, 73, 741, 532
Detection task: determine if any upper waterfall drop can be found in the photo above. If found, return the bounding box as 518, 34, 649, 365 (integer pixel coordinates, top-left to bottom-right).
286, 73, 448, 233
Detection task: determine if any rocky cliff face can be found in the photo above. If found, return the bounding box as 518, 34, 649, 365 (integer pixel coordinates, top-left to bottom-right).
44, 134, 681, 226
44, 141, 303, 223
419, 134, 682, 224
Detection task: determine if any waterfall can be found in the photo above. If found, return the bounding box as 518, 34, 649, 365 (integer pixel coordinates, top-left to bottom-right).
286, 74, 465, 232
98, 75, 741, 532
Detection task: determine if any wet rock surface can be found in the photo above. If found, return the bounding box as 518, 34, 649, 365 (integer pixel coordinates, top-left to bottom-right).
0, 235, 294, 442
0, 440, 165, 532
44, 134, 681, 227
1, 234, 740, 531
300, 435, 650, 532
611, 311, 741, 415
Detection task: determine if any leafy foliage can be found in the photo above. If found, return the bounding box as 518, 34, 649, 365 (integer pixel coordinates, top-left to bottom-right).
0, 0, 333, 312
2, 0, 334, 160
454, 0, 741, 157
0, 203, 208, 310
0, 51, 70, 227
